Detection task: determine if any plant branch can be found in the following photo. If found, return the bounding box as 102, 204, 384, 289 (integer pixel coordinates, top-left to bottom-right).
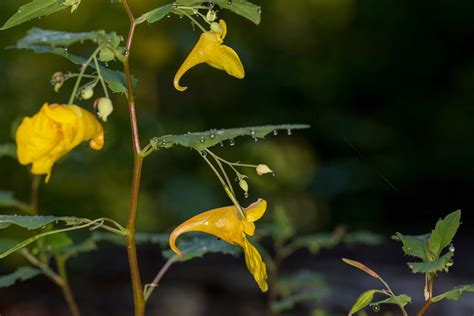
144, 256, 178, 301
56, 255, 81, 316
122, 1, 145, 316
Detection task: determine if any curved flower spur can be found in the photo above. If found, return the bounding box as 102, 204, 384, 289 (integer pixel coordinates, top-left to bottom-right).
169, 199, 268, 292
174, 19, 245, 92
16, 103, 104, 182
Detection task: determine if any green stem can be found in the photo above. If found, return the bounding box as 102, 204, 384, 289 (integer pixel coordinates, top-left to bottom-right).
93, 56, 110, 99
176, 9, 207, 32
122, 1, 146, 315
144, 256, 178, 301
56, 256, 81, 316
68, 46, 102, 104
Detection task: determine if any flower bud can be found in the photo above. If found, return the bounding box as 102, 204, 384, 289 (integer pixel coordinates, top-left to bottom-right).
239, 179, 249, 193
256, 164, 273, 176
210, 22, 223, 34
207, 10, 217, 22
80, 87, 94, 100
99, 47, 115, 62
97, 97, 113, 122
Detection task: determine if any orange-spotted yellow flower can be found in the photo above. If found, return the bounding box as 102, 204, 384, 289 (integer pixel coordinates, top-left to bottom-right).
174, 19, 245, 92
170, 199, 268, 292
16, 103, 104, 182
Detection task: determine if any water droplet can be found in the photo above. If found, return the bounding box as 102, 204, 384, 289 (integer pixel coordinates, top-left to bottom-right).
234, 177, 239, 182
287, 129, 292, 135
250, 129, 256, 136
200, 137, 205, 143
104, 62, 109, 67
124, 50, 130, 57
229, 138, 235, 146
41, 37, 47, 42
273, 130, 278, 136
38, 16, 42, 19
219, 141, 224, 147
179, 15, 184, 19
119, 36, 125, 42
257, 6, 262, 14
161, 140, 167, 147
63, 47, 68, 52
372, 304, 380, 312
208, 2, 215, 8
271, 172, 276, 177
227, 0, 232, 4
244, 192, 249, 198
201, 151, 207, 157
173, 1, 177, 8
17, 9, 22, 13
449, 243, 455, 252
210, 133, 216, 139
253, 137, 258, 142
166, 14, 171, 18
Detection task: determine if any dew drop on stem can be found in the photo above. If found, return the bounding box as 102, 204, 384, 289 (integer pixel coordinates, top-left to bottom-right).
372, 304, 380, 312
229, 138, 235, 146
287, 129, 292, 135
273, 130, 278, 136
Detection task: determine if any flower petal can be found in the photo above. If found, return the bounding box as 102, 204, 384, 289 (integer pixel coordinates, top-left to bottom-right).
169, 205, 245, 257
243, 239, 268, 292
244, 198, 267, 223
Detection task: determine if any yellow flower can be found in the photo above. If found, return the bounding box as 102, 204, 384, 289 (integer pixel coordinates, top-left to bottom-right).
169, 199, 268, 292
16, 103, 104, 182
174, 19, 245, 92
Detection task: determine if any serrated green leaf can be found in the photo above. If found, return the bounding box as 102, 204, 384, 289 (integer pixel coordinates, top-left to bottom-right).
15, 45, 133, 94
370, 294, 411, 308
348, 290, 378, 316
408, 251, 454, 274
174, 0, 261, 25
1, 0, 72, 30
0, 191, 29, 211
432, 284, 474, 302
271, 288, 328, 313
0, 215, 88, 230
0, 143, 16, 160
393, 233, 430, 260
16, 28, 120, 48
216, 0, 261, 25
136, 3, 174, 24
277, 271, 326, 297
428, 210, 461, 258
0, 266, 42, 288
162, 235, 240, 261
148, 124, 310, 152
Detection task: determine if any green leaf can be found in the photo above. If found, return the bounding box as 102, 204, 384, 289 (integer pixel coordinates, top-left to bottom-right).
408, 251, 454, 274
16, 28, 120, 48
216, 0, 261, 25
1, 0, 74, 30
174, 0, 261, 25
92, 231, 168, 247
432, 284, 474, 302
348, 290, 379, 316
428, 210, 461, 258
370, 294, 412, 308
43, 232, 73, 251
136, 3, 174, 24
393, 233, 430, 260
0, 215, 88, 230
0, 191, 29, 211
16, 45, 132, 94
148, 124, 310, 152
271, 288, 328, 313
277, 271, 326, 297
162, 235, 240, 261
0, 143, 16, 160
0, 237, 20, 253
291, 233, 340, 254
0, 266, 42, 288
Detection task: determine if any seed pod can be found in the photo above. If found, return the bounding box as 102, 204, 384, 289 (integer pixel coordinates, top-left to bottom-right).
80, 87, 94, 100
99, 47, 115, 62
256, 164, 273, 176
239, 179, 249, 193
97, 97, 113, 122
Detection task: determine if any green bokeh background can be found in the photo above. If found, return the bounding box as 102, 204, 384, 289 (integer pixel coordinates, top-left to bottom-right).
0, 0, 474, 314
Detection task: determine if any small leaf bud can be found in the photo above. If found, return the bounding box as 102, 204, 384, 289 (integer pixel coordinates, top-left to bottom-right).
256, 164, 273, 176
97, 97, 114, 122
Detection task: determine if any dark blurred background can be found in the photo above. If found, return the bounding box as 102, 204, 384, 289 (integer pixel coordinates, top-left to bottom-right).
1, 0, 473, 315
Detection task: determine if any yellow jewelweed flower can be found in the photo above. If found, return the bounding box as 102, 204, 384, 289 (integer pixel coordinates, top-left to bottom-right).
16, 103, 104, 182
174, 19, 245, 92
170, 199, 268, 292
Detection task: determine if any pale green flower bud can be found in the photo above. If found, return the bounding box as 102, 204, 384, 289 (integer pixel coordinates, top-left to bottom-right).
97, 97, 114, 122
256, 164, 273, 176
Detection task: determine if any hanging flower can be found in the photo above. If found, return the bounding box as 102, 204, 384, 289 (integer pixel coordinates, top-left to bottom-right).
174, 19, 245, 92
16, 103, 104, 182
169, 199, 268, 292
